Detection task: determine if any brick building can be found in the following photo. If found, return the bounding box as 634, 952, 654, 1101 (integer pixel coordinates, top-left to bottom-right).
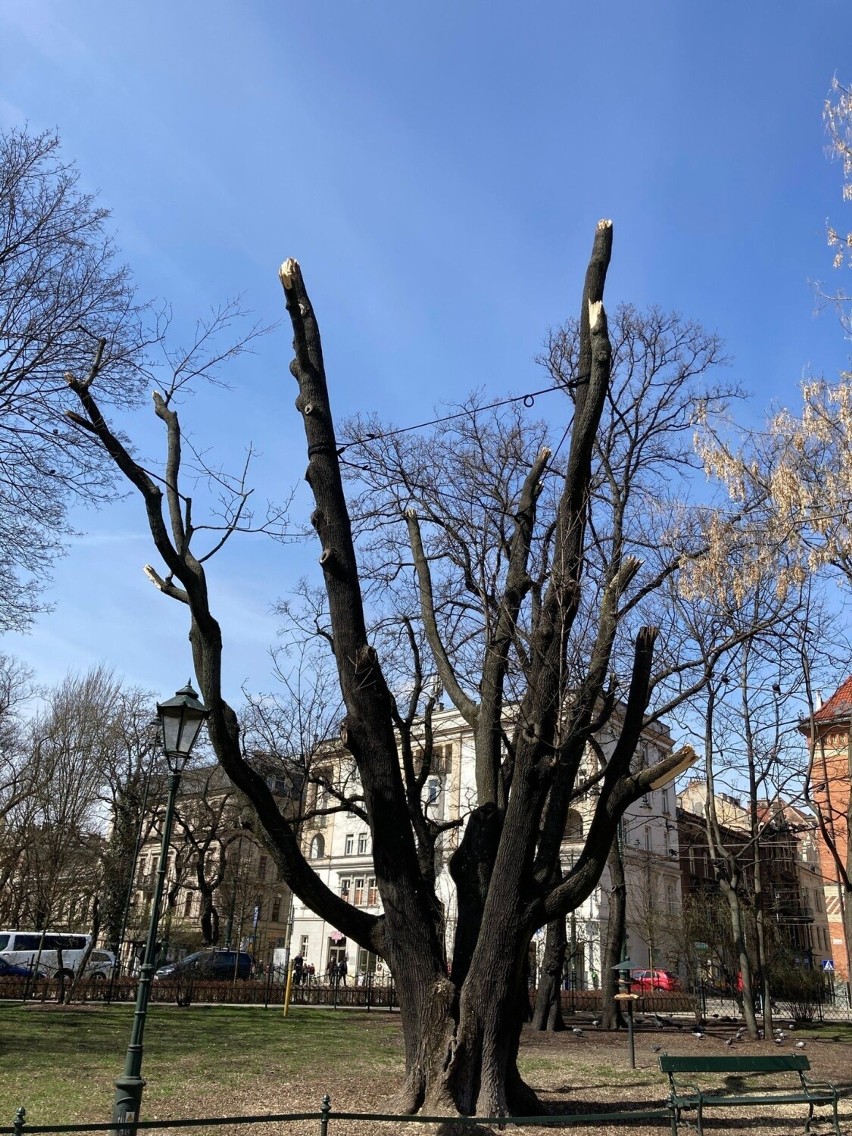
800, 678, 852, 981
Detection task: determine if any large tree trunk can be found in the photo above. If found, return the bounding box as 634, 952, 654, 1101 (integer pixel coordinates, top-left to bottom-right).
600, 839, 626, 1030
531, 916, 567, 1030
440, 951, 540, 1115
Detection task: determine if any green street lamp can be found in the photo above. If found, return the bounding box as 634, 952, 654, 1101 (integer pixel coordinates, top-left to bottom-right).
112, 682, 209, 1136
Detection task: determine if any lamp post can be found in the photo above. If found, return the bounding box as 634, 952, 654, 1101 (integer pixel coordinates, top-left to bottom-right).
112, 682, 209, 1136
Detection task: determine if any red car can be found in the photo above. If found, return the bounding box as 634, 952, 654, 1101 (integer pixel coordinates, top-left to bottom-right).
630, 968, 682, 991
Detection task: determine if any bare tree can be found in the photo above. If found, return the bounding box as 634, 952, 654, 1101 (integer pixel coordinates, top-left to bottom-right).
0, 653, 36, 826
66, 223, 779, 1115
0, 129, 154, 630
684, 578, 830, 1038
0, 128, 283, 631
1, 674, 106, 929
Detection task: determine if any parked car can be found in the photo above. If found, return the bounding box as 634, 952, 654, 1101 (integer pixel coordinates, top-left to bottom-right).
0, 957, 43, 978
630, 968, 682, 991
85, 949, 118, 980
0, 930, 91, 979
154, 949, 253, 981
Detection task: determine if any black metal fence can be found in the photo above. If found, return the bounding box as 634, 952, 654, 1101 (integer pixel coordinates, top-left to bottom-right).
3, 971, 850, 1021
0, 972, 398, 1009
3, 1098, 672, 1136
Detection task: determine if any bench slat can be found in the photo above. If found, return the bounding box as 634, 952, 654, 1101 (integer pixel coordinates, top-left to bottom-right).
660, 1054, 809, 1074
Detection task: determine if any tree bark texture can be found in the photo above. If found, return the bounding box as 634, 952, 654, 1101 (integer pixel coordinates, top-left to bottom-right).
600, 839, 626, 1030
531, 914, 567, 1031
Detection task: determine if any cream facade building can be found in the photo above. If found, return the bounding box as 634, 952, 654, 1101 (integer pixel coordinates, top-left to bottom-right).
290, 707, 686, 985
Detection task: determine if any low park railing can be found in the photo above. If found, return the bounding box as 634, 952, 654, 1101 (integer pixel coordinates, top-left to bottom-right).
0, 973, 399, 1010
3, 1097, 673, 1136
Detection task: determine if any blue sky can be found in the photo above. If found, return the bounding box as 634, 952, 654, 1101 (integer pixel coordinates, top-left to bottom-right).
2, 1, 852, 704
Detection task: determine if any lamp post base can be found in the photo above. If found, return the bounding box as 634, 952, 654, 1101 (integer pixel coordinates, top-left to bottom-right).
113, 1061, 145, 1134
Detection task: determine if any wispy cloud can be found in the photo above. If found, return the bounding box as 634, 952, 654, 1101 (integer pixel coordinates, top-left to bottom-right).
1, 0, 90, 66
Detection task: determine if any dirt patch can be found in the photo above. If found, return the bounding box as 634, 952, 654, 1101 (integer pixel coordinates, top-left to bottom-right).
161, 1015, 852, 1136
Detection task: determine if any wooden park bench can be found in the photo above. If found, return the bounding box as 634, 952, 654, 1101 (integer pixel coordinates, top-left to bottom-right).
660, 1053, 840, 1136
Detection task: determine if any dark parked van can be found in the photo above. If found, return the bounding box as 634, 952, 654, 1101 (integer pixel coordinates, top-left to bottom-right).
154, 949, 252, 981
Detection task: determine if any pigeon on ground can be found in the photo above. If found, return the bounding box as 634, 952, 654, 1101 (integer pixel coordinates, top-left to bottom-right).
572, 1027, 584, 1036
651, 1044, 663, 1053
796, 1040, 806, 1049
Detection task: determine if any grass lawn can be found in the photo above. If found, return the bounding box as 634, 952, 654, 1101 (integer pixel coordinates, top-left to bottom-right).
0, 1003, 405, 1126
2, 1003, 850, 1135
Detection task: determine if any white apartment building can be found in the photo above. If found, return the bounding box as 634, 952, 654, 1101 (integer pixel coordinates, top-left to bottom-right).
290, 707, 686, 985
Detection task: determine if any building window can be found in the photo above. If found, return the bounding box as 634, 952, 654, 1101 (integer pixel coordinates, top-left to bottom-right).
300, 934, 309, 958
345, 834, 355, 856
434, 744, 453, 774
310, 834, 325, 859
565, 810, 583, 841
427, 778, 440, 804
644, 827, 653, 853
660, 787, 670, 814
340, 876, 376, 906
357, 947, 378, 975
666, 882, 676, 915
258, 855, 268, 881
358, 832, 370, 855
183, 893, 193, 917
271, 896, 282, 922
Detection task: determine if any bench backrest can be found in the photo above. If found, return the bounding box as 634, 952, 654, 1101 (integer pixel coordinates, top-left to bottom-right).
660, 1054, 810, 1075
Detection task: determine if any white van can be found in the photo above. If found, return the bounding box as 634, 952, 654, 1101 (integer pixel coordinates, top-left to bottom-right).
0, 930, 92, 979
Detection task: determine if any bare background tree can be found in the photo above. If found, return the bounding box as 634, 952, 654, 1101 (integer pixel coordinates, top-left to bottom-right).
0, 129, 152, 631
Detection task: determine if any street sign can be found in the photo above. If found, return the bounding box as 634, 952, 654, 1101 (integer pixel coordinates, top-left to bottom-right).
822, 959, 835, 972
